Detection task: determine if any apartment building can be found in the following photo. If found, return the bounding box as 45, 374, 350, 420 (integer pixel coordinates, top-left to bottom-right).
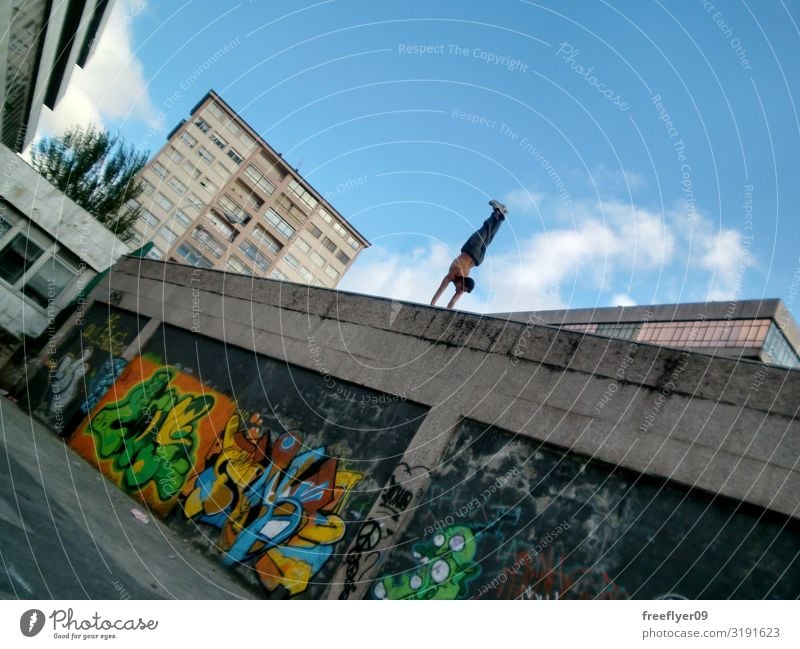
129, 90, 369, 287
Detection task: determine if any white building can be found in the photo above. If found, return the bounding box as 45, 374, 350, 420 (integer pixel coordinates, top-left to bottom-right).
0, 143, 129, 364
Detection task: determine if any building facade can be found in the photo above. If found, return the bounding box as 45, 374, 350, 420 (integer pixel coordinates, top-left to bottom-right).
0, 143, 129, 365
130, 90, 369, 287
0, 0, 117, 152
494, 299, 800, 369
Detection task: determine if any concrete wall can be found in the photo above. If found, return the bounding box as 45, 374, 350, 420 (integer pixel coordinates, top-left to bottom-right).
26, 256, 800, 599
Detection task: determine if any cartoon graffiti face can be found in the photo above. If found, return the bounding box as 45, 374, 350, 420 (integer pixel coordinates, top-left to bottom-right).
373, 525, 481, 600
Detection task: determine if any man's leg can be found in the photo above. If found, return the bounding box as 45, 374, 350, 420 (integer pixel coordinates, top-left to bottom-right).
461, 207, 507, 267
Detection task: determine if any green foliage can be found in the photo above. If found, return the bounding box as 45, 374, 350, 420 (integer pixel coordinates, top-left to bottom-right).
30, 124, 149, 242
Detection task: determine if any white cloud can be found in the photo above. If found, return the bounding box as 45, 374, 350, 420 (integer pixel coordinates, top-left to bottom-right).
342, 182, 756, 317
611, 293, 636, 307
688, 219, 754, 302
503, 188, 544, 215
338, 242, 457, 306
28, 0, 156, 141
474, 197, 677, 313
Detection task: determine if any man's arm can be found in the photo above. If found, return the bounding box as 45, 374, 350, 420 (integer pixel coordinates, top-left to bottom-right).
430, 274, 452, 306
446, 289, 465, 309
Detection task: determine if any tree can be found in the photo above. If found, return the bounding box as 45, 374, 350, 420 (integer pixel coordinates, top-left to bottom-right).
30, 124, 149, 242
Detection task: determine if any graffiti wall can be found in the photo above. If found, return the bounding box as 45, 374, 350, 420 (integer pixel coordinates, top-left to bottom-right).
68, 323, 428, 598
28, 304, 144, 435
371, 419, 800, 599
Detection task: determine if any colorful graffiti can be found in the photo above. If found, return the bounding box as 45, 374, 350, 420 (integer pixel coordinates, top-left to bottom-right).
70, 357, 234, 516
495, 549, 627, 600
81, 356, 129, 415
182, 412, 362, 596
338, 462, 426, 599
45, 349, 92, 417
372, 525, 481, 600
31, 306, 143, 432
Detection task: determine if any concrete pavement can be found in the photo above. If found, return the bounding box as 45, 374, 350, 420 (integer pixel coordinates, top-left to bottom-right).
0, 397, 256, 599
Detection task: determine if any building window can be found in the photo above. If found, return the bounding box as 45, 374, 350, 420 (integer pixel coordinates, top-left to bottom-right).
243, 164, 275, 196
191, 227, 224, 258
275, 193, 305, 221
260, 151, 287, 181
239, 239, 271, 271
213, 161, 232, 180
226, 256, 251, 275
298, 266, 314, 283
227, 148, 244, 165
322, 236, 336, 253
319, 208, 333, 224
287, 180, 318, 212
168, 176, 187, 195
206, 102, 224, 119
310, 251, 325, 268
295, 237, 311, 254
332, 221, 348, 239
218, 195, 250, 225
167, 146, 183, 164
324, 265, 340, 280
181, 159, 201, 180
151, 161, 167, 178
186, 193, 203, 212
167, 147, 184, 164
199, 176, 218, 196
252, 225, 282, 254
270, 269, 288, 281
210, 132, 227, 149
23, 252, 80, 308
0, 233, 44, 285
346, 235, 360, 251
145, 246, 164, 260
176, 243, 213, 268
283, 252, 300, 269
141, 180, 155, 196
180, 131, 197, 148
224, 120, 243, 138
197, 146, 214, 165
139, 210, 159, 226
194, 118, 211, 133
205, 211, 235, 241
239, 132, 255, 152
173, 209, 192, 228
157, 224, 178, 245
0, 212, 17, 239
154, 193, 174, 212
336, 250, 351, 265
265, 209, 295, 239
307, 224, 322, 239
237, 184, 264, 211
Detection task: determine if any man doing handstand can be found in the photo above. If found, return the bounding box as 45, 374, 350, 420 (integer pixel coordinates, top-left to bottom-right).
430, 200, 508, 309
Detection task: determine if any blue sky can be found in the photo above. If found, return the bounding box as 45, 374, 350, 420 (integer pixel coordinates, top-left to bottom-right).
35, 0, 800, 315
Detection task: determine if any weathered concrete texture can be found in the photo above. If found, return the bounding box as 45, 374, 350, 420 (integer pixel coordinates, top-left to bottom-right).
92, 257, 800, 523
